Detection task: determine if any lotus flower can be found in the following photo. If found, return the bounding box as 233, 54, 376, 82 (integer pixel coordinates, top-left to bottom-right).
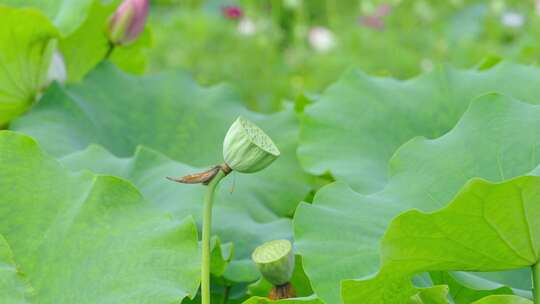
108, 0, 149, 46
222, 5, 243, 20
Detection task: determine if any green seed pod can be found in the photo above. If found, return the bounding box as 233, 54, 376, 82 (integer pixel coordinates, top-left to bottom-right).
252, 239, 295, 286
222, 117, 280, 173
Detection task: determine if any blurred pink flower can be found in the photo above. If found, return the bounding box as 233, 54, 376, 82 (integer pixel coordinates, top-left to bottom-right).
374, 3, 392, 18
359, 16, 385, 31
108, 0, 149, 45
222, 6, 244, 20
359, 3, 392, 31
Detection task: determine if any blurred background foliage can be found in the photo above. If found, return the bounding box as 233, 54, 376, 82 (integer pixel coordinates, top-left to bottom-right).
146, 0, 540, 112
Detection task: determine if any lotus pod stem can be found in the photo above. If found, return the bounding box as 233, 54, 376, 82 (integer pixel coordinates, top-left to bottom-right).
167, 118, 279, 304
200, 169, 226, 304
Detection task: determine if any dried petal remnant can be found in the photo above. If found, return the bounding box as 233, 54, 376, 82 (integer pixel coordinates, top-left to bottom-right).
167, 164, 231, 185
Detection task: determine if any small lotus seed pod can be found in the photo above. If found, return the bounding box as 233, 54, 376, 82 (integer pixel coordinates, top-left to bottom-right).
222, 117, 280, 173
252, 239, 295, 286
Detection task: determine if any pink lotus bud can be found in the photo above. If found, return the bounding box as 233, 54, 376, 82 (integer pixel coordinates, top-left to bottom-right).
108, 0, 149, 46
222, 6, 243, 20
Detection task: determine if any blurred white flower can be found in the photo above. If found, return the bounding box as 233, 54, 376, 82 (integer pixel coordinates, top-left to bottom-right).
501, 11, 524, 28
284, 0, 302, 10
536, 0, 540, 15
237, 18, 256, 36
47, 51, 67, 85
308, 26, 335, 53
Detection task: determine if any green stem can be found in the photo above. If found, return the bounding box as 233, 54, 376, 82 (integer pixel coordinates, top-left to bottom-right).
222, 285, 230, 304
534, 263, 540, 304
104, 41, 115, 60
201, 170, 226, 304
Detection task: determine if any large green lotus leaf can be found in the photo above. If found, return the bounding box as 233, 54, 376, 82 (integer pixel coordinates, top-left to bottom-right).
409, 286, 449, 304
242, 295, 323, 304
59, 143, 297, 282
0, 6, 58, 126
12, 62, 311, 219
243, 287, 450, 304
240, 286, 448, 304
430, 271, 520, 304
294, 94, 540, 304
59, 1, 151, 82
430, 269, 535, 303
299, 63, 540, 194
0, 131, 201, 303
341, 176, 540, 303
1, 0, 94, 36
473, 295, 533, 304
182, 283, 250, 304
0, 234, 30, 303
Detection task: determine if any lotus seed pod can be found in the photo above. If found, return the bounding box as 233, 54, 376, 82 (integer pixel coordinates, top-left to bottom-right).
108, 0, 149, 46
252, 239, 294, 286
222, 117, 280, 173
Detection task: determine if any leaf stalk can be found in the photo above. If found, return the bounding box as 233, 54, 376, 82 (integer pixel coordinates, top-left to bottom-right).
104, 41, 115, 60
